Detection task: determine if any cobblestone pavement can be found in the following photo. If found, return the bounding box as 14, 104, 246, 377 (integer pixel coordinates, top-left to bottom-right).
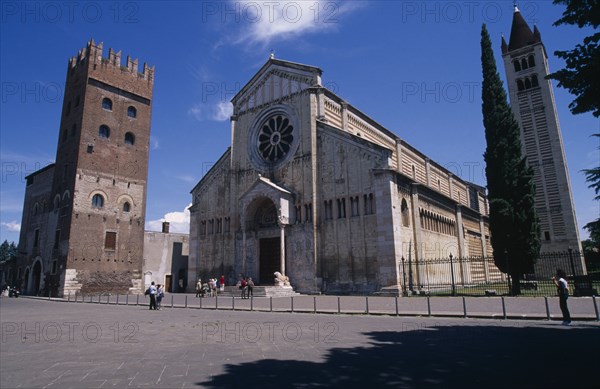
1, 297, 598, 388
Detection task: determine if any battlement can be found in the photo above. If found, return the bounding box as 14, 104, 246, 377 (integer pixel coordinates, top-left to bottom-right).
68, 39, 154, 83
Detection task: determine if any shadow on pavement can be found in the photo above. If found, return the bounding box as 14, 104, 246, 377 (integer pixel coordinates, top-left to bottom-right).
198, 324, 599, 388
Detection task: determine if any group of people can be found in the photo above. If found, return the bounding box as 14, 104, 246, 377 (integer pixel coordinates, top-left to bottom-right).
238, 275, 255, 299
195, 275, 225, 298
144, 281, 165, 310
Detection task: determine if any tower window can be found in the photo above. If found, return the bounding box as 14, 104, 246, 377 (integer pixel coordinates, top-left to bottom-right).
104, 231, 116, 250
71, 123, 77, 137
127, 106, 137, 118
517, 79, 525, 91
92, 194, 104, 208
62, 128, 68, 142
401, 199, 410, 227
513, 60, 521, 72
102, 98, 113, 111
531, 74, 539, 88
66, 102, 71, 116
75, 96, 80, 107
124, 132, 135, 145
528, 55, 535, 68
521, 58, 528, 70
524, 78, 532, 90
123, 202, 131, 212
99, 125, 110, 139
544, 231, 550, 241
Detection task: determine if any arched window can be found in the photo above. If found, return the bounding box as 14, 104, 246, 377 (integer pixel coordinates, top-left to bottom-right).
123, 202, 131, 212
71, 123, 77, 137
528, 55, 535, 67
531, 74, 539, 87
401, 199, 410, 227
92, 194, 104, 208
127, 106, 137, 118
102, 98, 112, 111
517, 79, 525, 91
513, 60, 521, 72
124, 132, 135, 145
525, 78, 532, 89
99, 125, 110, 139
521, 58, 528, 70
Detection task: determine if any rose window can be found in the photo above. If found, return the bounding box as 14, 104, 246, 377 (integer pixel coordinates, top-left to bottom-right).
257, 115, 294, 162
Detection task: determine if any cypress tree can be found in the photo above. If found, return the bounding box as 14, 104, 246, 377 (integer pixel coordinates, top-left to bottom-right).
480, 24, 541, 295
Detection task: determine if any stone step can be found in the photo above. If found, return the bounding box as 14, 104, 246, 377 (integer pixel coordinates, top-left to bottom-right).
204, 285, 300, 298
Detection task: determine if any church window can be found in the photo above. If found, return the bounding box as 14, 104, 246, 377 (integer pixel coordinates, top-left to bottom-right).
544, 231, 550, 241
200, 221, 206, 236
92, 194, 104, 208
531, 74, 539, 87
123, 202, 131, 212
401, 199, 410, 227
324, 200, 333, 220
99, 125, 110, 139
351, 196, 359, 217
364, 194, 374, 215
102, 98, 113, 111
208, 219, 214, 234
257, 114, 294, 163
528, 55, 535, 67
34, 229, 40, 247
124, 132, 135, 145
51, 260, 58, 274
513, 60, 521, 72
304, 203, 312, 222
71, 123, 77, 137
295, 205, 301, 224
524, 78, 532, 90
128, 106, 137, 118
521, 58, 528, 70
66, 101, 71, 116
517, 79, 525, 91
53, 230, 60, 249
337, 198, 346, 219
224, 217, 230, 232
104, 231, 116, 250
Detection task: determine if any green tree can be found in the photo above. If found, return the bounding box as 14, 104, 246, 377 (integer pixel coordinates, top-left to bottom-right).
547, 0, 600, 243
546, 0, 599, 117
0, 240, 17, 264
480, 24, 541, 295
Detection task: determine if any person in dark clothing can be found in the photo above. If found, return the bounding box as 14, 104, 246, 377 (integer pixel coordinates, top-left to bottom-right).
552, 269, 571, 325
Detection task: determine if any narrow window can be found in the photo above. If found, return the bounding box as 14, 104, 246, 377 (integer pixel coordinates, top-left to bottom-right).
127, 106, 137, 118
34, 229, 40, 247
521, 58, 528, 70
123, 202, 131, 212
401, 199, 410, 227
62, 128, 68, 142
102, 98, 113, 111
528, 55, 535, 67
51, 260, 58, 274
54, 230, 60, 249
75, 96, 80, 107
99, 125, 110, 139
124, 132, 135, 145
87, 145, 94, 154
66, 101, 71, 116
513, 60, 521, 72
517, 79, 525, 91
71, 123, 77, 137
525, 78, 532, 89
531, 74, 539, 87
92, 194, 104, 208
104, 231, 117, 250
544, 231, 550, 241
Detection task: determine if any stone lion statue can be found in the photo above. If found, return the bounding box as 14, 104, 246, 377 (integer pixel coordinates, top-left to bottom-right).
274, 271, 290, 287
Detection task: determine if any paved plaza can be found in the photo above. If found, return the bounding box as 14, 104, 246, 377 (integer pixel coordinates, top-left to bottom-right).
1, 297, 599, 388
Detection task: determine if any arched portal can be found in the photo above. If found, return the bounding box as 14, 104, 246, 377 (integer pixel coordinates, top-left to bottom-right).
246, 197, 280, 285
32, 260, 42, 295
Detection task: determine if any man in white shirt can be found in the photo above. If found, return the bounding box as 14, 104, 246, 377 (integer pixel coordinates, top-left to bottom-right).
552, 269, 571, 325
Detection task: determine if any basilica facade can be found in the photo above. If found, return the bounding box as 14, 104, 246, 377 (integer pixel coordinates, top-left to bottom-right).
189, 58, 492, 295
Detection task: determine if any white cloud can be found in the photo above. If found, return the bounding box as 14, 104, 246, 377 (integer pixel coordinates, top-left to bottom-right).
232, 0, 365, 45
189, 101, 233, 122
150, 136, 160, 150
146, 204, 191, 234
1, 221, 21, 232
176, 175, 197, 184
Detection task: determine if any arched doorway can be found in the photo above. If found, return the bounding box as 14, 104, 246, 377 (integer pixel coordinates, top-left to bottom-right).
247, 197, 280, 285
32, 261, 42, 295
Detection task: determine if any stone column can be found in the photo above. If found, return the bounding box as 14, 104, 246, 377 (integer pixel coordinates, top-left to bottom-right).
242, 229, 247, 275
280, 224, 286, 276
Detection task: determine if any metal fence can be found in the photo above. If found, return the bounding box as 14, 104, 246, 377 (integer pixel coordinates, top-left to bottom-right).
400, 250, 598, 297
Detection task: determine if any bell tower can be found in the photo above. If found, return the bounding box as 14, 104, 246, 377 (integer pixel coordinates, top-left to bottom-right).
501, 6, 581, 253
53, 39, 154, 295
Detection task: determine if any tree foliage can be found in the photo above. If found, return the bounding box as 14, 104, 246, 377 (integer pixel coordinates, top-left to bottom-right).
547, 0, 600, 117
480, 24, 541, 294
0, 240, 17, 264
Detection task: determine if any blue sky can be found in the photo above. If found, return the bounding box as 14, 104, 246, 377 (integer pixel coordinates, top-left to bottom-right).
1, 1, 598, 245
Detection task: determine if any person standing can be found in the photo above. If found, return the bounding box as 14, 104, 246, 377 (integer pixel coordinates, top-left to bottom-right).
246, 277, 254, 299
147, 282, 157, 310
156, 284, 164, 310
552, 269, 571, 325
219, 275, 225, 292
196, 279, 202, 298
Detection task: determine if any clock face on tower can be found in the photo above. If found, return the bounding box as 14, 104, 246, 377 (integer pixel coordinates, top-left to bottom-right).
248, 105, 299, 170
